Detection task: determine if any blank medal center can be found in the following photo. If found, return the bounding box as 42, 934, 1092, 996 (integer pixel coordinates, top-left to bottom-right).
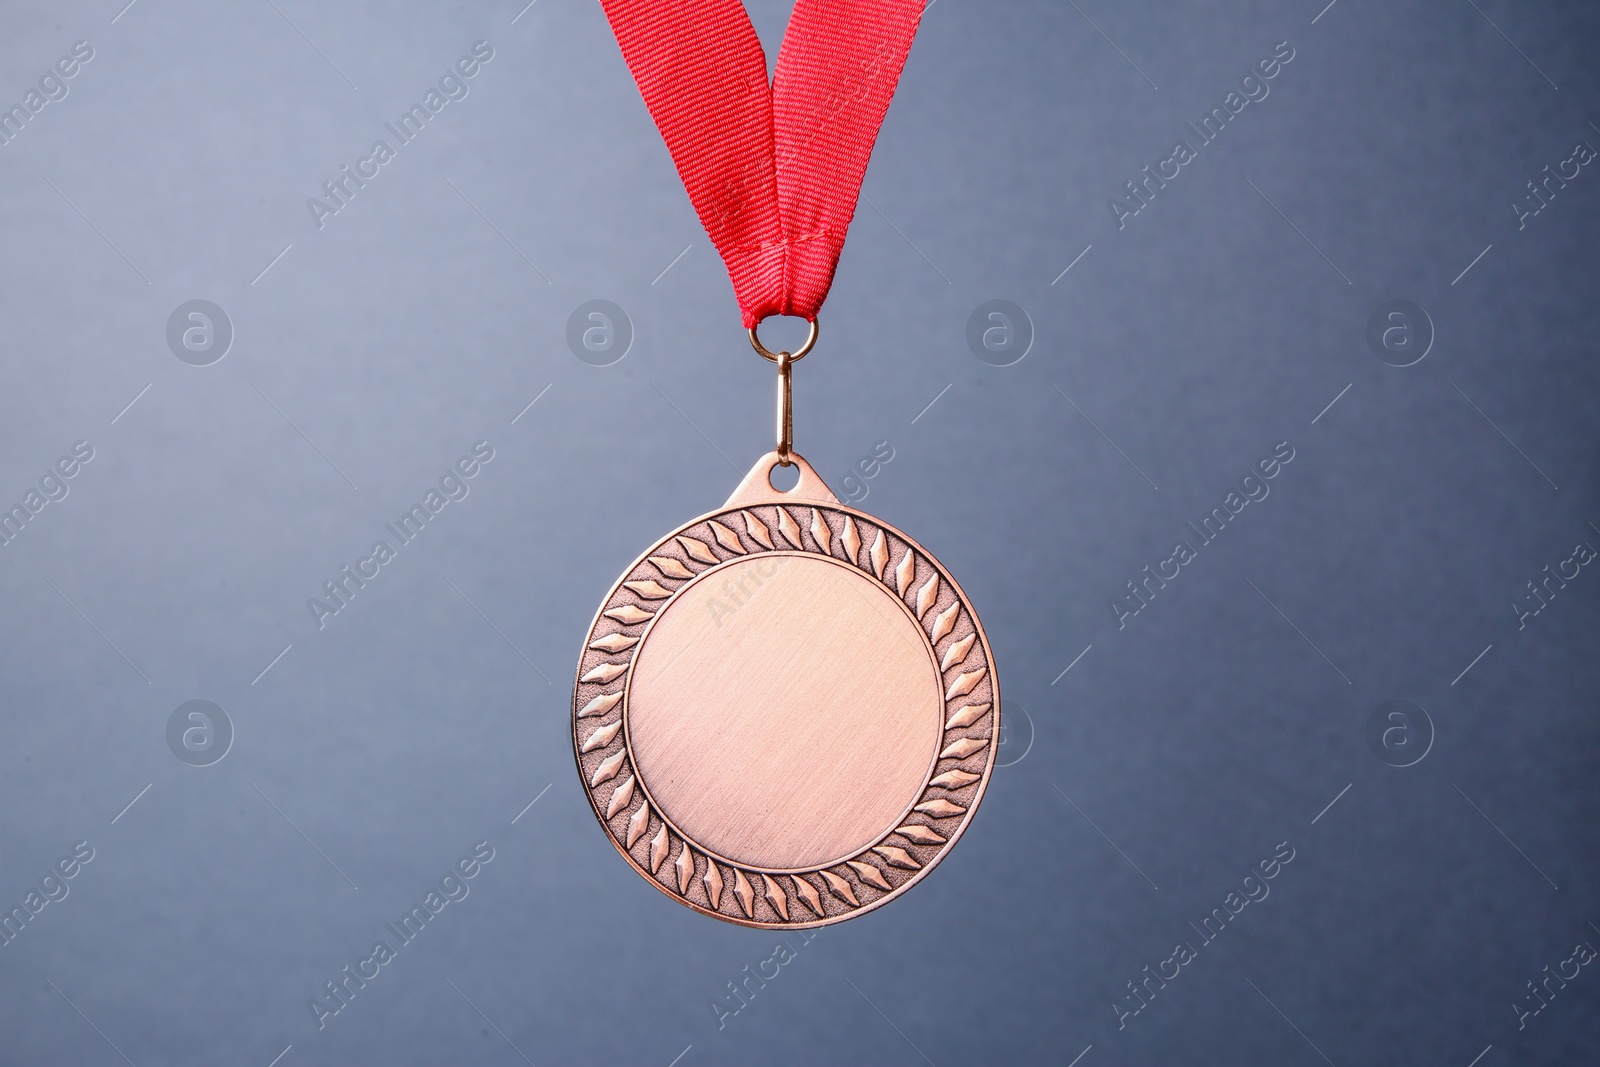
626, 553, 943, 871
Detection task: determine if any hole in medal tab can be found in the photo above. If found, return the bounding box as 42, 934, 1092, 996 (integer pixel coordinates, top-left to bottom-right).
767, 461, 800, 492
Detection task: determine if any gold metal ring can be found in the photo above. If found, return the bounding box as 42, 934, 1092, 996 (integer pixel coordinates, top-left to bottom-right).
748, 318, 818, 364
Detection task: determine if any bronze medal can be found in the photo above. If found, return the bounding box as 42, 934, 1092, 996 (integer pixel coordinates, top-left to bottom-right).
573, 450, 998, 927
584, 0, 984, 924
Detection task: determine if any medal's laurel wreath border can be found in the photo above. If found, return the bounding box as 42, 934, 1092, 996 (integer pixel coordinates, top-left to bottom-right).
573, 501, 998, 928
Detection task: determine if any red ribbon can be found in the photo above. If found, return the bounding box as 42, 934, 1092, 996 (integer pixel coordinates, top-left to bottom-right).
600, 0, 925, 329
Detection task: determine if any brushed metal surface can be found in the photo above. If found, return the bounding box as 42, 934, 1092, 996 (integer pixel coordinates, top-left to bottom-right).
627, 552, 944, 871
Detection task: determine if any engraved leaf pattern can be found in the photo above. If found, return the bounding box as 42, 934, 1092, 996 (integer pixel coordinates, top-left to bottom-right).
929, 602, 959, 646
793, 875, 824, 917
944, 703, 989, 730
944, 667, 987, 701
581, 662, 628, 685
894, 549, 916, 596
578, 692, 622, 719
895, 823, 946, 845
776, 508, 803, 548
930, 770, 982, 790
915, 574, 940, 619
675, 844, 695, 894
581, 719, 622, 753
939, 737, 989, 760
915, 799, 967, 818
624, 579, 674, 599
870, 530, 888, 578
841, 515, 860, 565
649, 824, 670, 874
604, 605, 653, 625
704, 861, 724, 909
848, 859, 892, 891
939, 633, 976, 671
762, 874, 789, 920
733, 869, 756, 917
626, 799, 651, 847
742, 510, 774, 550
589, 633, 640, 653
709, 520, 746, 555
590, 750, 626, 788
677, 535, 718, 565
809, 509, 831, 555
650, 555, 695, 580
820, 869, 859, 906
873, 845, 921, 870
605, 775, 635, 819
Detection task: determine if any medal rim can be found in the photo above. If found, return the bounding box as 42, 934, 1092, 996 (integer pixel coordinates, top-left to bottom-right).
572, 492, 999, 929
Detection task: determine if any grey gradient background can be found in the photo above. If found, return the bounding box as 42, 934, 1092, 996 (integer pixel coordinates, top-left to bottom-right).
1, 0, 1597, 1064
